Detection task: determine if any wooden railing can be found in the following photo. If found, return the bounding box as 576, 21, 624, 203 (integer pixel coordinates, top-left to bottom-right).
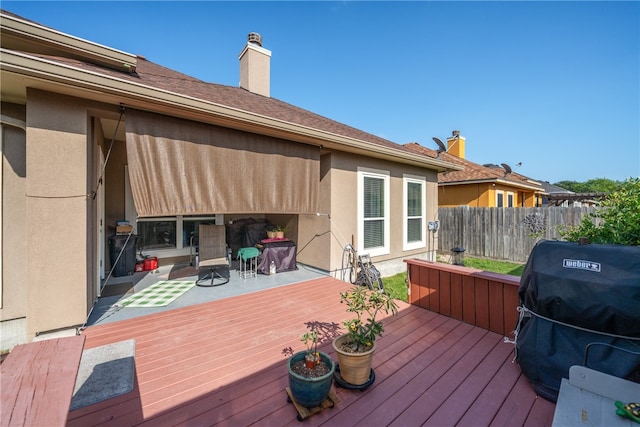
405, 258, 521, 339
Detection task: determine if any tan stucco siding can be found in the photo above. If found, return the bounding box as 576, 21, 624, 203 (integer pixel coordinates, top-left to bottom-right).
1, 103, 28, 323
25, 90, 90, 335
324, 151, 439, 275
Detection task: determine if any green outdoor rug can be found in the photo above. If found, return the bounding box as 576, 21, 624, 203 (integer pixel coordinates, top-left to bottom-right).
118, 280, 195, 308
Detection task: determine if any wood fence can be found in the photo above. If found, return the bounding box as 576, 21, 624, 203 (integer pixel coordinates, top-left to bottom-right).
437, 206, 596, 263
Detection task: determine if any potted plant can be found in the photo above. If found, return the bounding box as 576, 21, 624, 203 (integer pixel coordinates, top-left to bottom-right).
267, 228, 277, 239
275, 225, 287, 239
301, 330, 320, 368
288, 330, 335, 408
332, 285, 398, 386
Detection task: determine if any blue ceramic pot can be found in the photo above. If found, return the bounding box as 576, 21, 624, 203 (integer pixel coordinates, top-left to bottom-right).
288, 351, 335, 407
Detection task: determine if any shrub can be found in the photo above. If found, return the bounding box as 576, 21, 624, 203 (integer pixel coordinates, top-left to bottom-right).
559, 177, 640, 246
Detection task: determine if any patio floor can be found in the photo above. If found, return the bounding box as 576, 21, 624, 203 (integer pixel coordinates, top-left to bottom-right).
68, 275, 556, 426
86, 262, 326, 326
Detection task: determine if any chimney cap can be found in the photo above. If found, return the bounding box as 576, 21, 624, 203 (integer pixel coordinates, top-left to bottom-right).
248, 32, 262, 47
452, 130, 460, 137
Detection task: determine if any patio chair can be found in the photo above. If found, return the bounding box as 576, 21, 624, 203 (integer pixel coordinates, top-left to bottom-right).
195, 224, 230, 287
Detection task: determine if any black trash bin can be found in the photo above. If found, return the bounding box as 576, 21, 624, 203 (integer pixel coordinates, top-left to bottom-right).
109, 235, 138, 277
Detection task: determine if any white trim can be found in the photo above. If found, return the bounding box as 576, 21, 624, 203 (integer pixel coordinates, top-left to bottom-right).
238, 41, 272, 59
496, 190, 504, 207
357, 167, 390, 257
507, 191, 515, 208
403, 174, 427, 251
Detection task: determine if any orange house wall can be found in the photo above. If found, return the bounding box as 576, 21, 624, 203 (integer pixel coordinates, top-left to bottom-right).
439, 183, 537, 207
438, 183, 492, 207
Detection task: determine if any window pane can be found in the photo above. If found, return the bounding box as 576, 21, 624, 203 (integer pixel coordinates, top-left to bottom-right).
364, 176, 384, 218
407, 218, 422, 242
138, 221, 176, 249
407, 182, 422, 216
364, 219, 384, 249
497, 193, 504, 208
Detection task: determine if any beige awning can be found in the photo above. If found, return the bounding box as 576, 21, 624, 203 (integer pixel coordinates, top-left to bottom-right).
125, 109, 319, 217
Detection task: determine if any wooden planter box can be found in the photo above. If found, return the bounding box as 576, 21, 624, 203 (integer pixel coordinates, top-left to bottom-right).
404, 258, 521, 339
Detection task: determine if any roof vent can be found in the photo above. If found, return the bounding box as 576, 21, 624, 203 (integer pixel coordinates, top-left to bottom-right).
247, 32, 262, 47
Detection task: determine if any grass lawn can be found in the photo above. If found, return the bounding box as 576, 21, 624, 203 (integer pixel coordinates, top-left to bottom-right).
382, 257, 525, 303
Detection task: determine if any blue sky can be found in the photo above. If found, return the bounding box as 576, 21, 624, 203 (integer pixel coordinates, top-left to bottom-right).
4, 1, 639, 184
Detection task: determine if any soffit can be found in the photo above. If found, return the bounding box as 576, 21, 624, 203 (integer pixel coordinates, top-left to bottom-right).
0, 11, 136, 73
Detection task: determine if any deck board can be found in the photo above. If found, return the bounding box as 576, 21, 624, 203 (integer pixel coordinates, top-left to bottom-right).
67, 276, 554, 426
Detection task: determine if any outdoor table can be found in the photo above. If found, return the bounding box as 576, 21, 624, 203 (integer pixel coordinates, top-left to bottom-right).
257, 239, 297, 274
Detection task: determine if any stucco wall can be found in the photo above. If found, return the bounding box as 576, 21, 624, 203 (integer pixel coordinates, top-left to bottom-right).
25, 90, 91, 335
299, 151, 439, 277
1, 102, 28, 349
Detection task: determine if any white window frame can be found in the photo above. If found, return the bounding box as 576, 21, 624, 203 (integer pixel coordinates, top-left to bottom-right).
357, 167, 390, 257
403, 174, 426, 251
506, 191, 515, 207
496, 190, 504, 208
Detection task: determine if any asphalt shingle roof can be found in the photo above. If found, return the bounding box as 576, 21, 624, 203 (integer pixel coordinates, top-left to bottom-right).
35, 51, 423, 156
404, 142, 543, 189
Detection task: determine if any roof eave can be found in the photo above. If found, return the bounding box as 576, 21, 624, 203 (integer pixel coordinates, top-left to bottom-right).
0, 12, 137, 73
439, 177, 544, 192
1, 49, 461, 171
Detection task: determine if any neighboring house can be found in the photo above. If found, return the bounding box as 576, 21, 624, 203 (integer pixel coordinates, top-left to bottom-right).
538, 181, 575, 206
538, 181, 606, 207
0, 11, 461, 347
405, 131, 546, 207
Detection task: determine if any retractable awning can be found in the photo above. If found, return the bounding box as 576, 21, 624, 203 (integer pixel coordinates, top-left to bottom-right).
125, 108, 319, 217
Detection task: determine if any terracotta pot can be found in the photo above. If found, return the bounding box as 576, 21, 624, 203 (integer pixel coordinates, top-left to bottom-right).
332, 334, 376, 386
288, 351, 335, 407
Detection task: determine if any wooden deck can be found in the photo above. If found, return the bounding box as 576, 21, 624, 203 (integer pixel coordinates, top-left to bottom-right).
67, 276, 556, 426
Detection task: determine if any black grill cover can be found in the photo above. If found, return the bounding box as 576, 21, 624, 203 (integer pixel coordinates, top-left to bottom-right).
515, 240, 640, 402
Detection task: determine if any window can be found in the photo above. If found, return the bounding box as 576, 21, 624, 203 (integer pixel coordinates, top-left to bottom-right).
507, 192, 515, 208
137, 219, 176, 249
358, 168, 389, 257
496, 191, 504, 207
404, 175, 426, 250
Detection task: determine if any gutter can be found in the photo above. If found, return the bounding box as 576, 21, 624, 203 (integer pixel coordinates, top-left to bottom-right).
1, 12, 136, 73
1, 48, 462, 173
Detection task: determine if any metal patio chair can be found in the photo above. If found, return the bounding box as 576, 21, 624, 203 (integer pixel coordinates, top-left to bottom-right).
195, 224, 230, 287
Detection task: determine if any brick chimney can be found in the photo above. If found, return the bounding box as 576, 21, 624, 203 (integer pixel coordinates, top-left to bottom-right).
447, 130, 466, 159
238, 32, 271, 97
